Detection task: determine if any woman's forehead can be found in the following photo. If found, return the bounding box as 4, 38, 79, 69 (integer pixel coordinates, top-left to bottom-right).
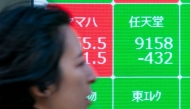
59, 25, 81, 59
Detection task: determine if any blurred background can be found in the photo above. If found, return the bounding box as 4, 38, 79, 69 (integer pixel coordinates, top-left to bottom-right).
0, 0, 31, 12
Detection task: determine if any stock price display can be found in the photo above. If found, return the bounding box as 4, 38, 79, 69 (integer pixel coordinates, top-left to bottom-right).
35, 0, 190, 108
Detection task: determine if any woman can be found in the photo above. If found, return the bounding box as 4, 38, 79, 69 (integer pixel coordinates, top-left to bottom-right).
0, 6, 96, 109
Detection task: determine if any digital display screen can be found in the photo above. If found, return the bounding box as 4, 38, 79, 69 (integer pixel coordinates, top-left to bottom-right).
34, 0, 190, 108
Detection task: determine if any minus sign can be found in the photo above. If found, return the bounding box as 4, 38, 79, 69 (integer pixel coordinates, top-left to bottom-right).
138, 58, 144, 60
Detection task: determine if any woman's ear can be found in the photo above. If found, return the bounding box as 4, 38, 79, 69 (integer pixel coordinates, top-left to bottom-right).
30, 84, 56, 98
29, 86, 54, 109
30, 86, 47, 97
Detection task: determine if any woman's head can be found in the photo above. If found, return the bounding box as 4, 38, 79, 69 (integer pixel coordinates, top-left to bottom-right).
0, 6, 96, 109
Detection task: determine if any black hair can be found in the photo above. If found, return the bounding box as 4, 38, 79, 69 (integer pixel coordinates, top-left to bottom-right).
0, 6, 70, 109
